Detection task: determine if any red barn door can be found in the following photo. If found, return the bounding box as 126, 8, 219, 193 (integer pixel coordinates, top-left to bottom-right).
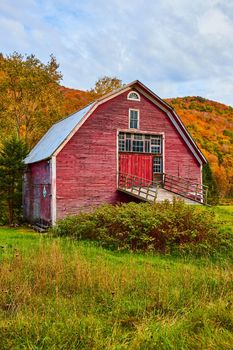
119, 153, 152, 180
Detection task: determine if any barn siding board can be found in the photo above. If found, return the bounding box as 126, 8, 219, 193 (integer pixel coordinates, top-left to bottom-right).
56, 90, 201, 218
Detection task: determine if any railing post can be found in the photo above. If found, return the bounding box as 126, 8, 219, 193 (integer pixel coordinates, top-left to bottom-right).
138, 179, 143, 197
125, 174, 129, 189
146, 185, 150, 200
195, 184, 198, 201
205, 187, 208, 204
153, 184, 158, 203
186, 180, 190, 197
163, 173, 166, 189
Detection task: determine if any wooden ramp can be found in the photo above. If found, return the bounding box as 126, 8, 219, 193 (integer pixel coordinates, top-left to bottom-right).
156, 188, 200, 205
118, 173, 208, 205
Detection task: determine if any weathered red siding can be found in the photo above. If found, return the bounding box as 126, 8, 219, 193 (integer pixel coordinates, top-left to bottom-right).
56, 90, 201, 219
23, 160, 51, 223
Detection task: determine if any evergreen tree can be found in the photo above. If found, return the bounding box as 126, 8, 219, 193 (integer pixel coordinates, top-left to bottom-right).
203, 162, 219, 205
0, 137, 28, 224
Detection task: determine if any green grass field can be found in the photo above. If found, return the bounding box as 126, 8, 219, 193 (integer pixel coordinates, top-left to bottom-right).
0, 207, 232, 349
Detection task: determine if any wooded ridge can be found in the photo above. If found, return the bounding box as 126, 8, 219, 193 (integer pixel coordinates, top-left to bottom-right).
0, 53, 232, 200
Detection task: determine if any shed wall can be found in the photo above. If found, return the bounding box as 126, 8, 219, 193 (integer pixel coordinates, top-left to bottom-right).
23, 160, 51, 224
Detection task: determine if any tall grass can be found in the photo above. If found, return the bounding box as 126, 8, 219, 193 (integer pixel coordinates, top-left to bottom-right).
0, 234, 233, 349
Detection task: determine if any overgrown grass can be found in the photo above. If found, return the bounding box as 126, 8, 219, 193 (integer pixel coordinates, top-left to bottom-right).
0, 213, 233, 349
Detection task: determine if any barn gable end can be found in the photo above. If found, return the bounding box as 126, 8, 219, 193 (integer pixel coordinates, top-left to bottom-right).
23, 80, 207, 225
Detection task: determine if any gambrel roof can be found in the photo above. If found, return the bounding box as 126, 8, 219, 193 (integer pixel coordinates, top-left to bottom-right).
24, 80, 207, 165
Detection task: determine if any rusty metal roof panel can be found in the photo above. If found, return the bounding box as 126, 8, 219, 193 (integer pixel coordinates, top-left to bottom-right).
24, 103, 95, 164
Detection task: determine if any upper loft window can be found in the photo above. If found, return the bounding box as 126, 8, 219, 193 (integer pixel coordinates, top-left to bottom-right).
127, 91, 140, 101
129, 109, 139, 129
118, 132, 162, 154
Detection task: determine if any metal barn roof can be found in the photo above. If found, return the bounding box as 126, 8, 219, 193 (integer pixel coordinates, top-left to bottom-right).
24, 103, 95, 164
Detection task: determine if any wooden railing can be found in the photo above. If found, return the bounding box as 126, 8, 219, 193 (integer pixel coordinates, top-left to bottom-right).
118, 172, 208, 205
163, 173, 208, 204
118, 173, 160, 203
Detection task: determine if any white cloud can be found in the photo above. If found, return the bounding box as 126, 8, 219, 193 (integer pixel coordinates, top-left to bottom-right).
0, 0, 233, 105
198, 8, 233, 38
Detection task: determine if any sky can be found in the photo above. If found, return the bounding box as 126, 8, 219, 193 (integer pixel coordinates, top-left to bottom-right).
1, 0, 233, 106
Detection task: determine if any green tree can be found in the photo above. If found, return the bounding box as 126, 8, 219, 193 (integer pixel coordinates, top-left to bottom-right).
203, 162, 219, 205
0, 137, 28, 224
90, 76, 124, 97
0, 52, 64, 148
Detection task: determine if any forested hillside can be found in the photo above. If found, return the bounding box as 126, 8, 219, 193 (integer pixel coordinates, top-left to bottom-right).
60, 86, 93, 115
0, 53, 232, 201
165, 97, 233, 199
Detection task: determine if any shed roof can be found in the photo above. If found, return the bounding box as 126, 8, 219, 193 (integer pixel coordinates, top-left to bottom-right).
24, 103, 95, 164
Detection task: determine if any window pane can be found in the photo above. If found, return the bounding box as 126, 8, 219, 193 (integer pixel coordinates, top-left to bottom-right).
134, 134, 142, 140
128, 92, 139, 100
151, 138, 161, 145
130, 119, 137, 128
126, 139, 131, 151
145, 141, 150, 153
119, 140, 125, 151
130, 110, 138, 129
151, 136, 162, 153
151, 146, 160, 154
153, 157, 162, 173
132, 140, 143, 152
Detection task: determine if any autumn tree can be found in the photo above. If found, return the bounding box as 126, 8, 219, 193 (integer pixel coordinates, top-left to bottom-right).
0, 52, 64, 148
0, 137, 28, 224
90, 76, 124, 98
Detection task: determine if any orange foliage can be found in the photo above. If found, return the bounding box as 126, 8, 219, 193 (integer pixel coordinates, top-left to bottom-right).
59, 86, 94, 116
166, 97, 233, 197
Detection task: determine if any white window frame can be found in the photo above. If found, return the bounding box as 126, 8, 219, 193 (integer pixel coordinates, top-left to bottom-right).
153, 156, 163, 173
129, 109, 140, 129
118, 132, 162, 154
127, 91, 140, 101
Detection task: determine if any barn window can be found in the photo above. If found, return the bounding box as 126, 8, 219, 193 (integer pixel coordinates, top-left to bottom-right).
118, 133, 125, 151
127, 91, 140, 101
151, 137, 162, 154
118, 132, 162, 154
129, 109, 139, 129
153, 157, 162, 173
132, 134, 143, 152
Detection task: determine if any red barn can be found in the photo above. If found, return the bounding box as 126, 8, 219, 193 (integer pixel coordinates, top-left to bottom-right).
23, 80, 207, 226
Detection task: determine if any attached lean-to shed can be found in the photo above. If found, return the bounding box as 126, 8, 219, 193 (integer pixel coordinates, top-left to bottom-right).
23, 80, 207, 226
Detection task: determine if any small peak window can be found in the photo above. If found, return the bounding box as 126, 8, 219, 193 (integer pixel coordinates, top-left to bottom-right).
127, 91, 140, 101
129, 109, 139, 129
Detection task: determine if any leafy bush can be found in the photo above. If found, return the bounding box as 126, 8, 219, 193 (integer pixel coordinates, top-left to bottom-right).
52, 200, 231, 255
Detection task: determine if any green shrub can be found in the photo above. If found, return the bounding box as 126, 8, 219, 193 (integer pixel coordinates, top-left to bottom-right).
52, 200, 231, 255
